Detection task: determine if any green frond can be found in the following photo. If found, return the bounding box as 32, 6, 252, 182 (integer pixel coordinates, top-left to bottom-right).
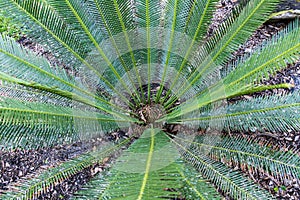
135, 0, 163, 102
0, 82, 131, 150
0, 34, 139, 120
135, 0, 161, 28
154, 0, 182, 102
0, 97, 127, 148
159, 0, 218, 103
164, 0, 194, 33
224, 19, 300, 89
0, 0, 89, 65
164, 29, 300, 121
1, 140, 129, 199
184, 0, 218, 41
73, 130, 222, 199
45, 0, 137, 102
0, 81, 73, 105
0, 124, 66, 149
91, 0, 135, 36
77, 163, 182, 200
174, 134, 300, 182
171, 91, 300, 132
73, 128, 183, 199
0, 97, 121, 126
203, 0, 252, 53
90, 0, 144, 103
0, 34, 75, 92
172, 135, 275, 200
62, 0, 142, 105
155, 0, 218, 102
0, 71, 133, 120
203, 0, 280, 66
45, 0, 107, 42
163, 0, 281, 106
0, 0, 137, 107
179, 165, 222, 200
74, 159, 223, 200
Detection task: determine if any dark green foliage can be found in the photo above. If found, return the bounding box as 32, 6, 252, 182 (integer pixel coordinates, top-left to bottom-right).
0, 0, 299, 199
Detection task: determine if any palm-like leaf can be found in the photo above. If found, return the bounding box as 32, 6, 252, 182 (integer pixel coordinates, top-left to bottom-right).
175, 139, 275, 199
2, 139, 130, 199
0, 0, 299, 199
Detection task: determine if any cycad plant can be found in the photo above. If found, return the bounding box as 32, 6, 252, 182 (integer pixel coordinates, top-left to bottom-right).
0, 0, 299, 199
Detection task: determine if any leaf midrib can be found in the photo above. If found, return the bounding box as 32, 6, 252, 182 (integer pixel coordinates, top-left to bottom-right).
172, 134, 300, 170
181, 102, 300, 121
138, 128, 155, 200
0, 107, 125, 122
228, 41, 300, 87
